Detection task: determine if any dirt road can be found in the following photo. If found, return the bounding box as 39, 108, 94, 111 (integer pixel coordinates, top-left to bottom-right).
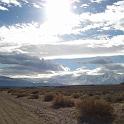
0, 92, 77, 124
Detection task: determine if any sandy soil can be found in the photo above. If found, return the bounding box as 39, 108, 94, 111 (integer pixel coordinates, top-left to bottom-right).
0, 92, 77, 124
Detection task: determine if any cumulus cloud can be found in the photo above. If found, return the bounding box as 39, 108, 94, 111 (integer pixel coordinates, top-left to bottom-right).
0, 22, 123, 61
0, 52, 66, 77
28, 63, 124, 85
18, 38, 124, 59
43, 63, 124, 85
69, 0, 124, 41
0, 0, 124, 85
91, 0, 104, 3
83, 58, 113, 64
0, 51, 124, 85
0, 23, 60, 45
101, 64, 124, 73
0, 5, 8, 10
0, 0, 21, 6
0, 0, 45, 10
0, 23, 124, 59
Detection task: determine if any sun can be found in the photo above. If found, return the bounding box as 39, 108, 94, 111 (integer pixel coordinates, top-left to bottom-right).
42, 0, 78, 36
46, 0, 71, 20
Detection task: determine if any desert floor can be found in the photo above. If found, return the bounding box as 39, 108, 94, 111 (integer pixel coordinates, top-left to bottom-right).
0, 91, 77, 124
0, 85, 124, 124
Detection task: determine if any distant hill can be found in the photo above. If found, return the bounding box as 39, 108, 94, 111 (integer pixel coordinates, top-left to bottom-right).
0, 76, 63, 88
120, 82, 124, 85
0, 76, 34, 88
0, 74, 123, 88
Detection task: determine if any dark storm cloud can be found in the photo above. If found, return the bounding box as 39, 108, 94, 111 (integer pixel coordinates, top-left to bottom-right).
0, 52, 64, 76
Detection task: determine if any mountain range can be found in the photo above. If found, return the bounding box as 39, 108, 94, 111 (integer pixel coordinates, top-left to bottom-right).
0, 72, 124, 87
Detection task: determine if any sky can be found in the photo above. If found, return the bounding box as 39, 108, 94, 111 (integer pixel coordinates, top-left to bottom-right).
0, 0, 124, 84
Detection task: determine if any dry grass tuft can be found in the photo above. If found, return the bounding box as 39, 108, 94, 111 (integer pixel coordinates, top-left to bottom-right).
16, 93, 27, 98
44, 93, 55, 102
31, 91, 39, 95
53, 94, 74, 109
28, 94, 39, 99
72, 93, 80, 99
77, 98, 115, 124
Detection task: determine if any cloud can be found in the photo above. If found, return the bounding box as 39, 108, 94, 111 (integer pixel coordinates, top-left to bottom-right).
0, 5, 8, 10
91, 0, 104, 3
0, 23, 60, 45
74, 63, 124, 76
27, 63, 124, 85
0, 0, 124, 85
0, 0, 53, 10
46, 63, 124, 85
0, 0, 21, 6
0, 52, 66, 77
101, 64, 124, 73
32, 3, 41, 8
72, 0, 124, 39
0, 50, 123, 85
0, 23, 124, 59
83, 58, 113, 64
18, 37, 124, 59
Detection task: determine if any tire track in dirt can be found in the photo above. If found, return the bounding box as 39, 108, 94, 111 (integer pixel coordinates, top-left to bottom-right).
0, 93, 42, 124
0, 92, 77, 124
17, 98, 77, 124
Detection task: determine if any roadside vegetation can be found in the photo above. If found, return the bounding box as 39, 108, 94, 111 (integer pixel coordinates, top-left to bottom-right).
1, 84, 124, 124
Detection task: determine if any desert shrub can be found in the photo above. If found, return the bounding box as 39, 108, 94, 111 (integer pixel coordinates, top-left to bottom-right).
9, 89, 28, 96
72, 93, 80, 99
103, 94, 112, 102
28, 94, 39, 99
77, 98, 115, 124
112, 94, 124, 103
16, 93, 27, 98
8, 89, 20, 94
80, 94, 89, 100
104, 94, 124, 103
92, 95, 100, 100
102, 90, 110, 95
88, 93, 94, 96
63, 92, 71, 96
44, 93, 55, 102
53, 94, 74, 109
31, 91, 39, 94
39, 90, 46, 95
7, 89, 14, 93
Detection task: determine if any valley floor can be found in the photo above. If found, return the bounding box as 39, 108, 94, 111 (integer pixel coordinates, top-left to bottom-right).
0, 91, 77, 124
0, 85, 124, 124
